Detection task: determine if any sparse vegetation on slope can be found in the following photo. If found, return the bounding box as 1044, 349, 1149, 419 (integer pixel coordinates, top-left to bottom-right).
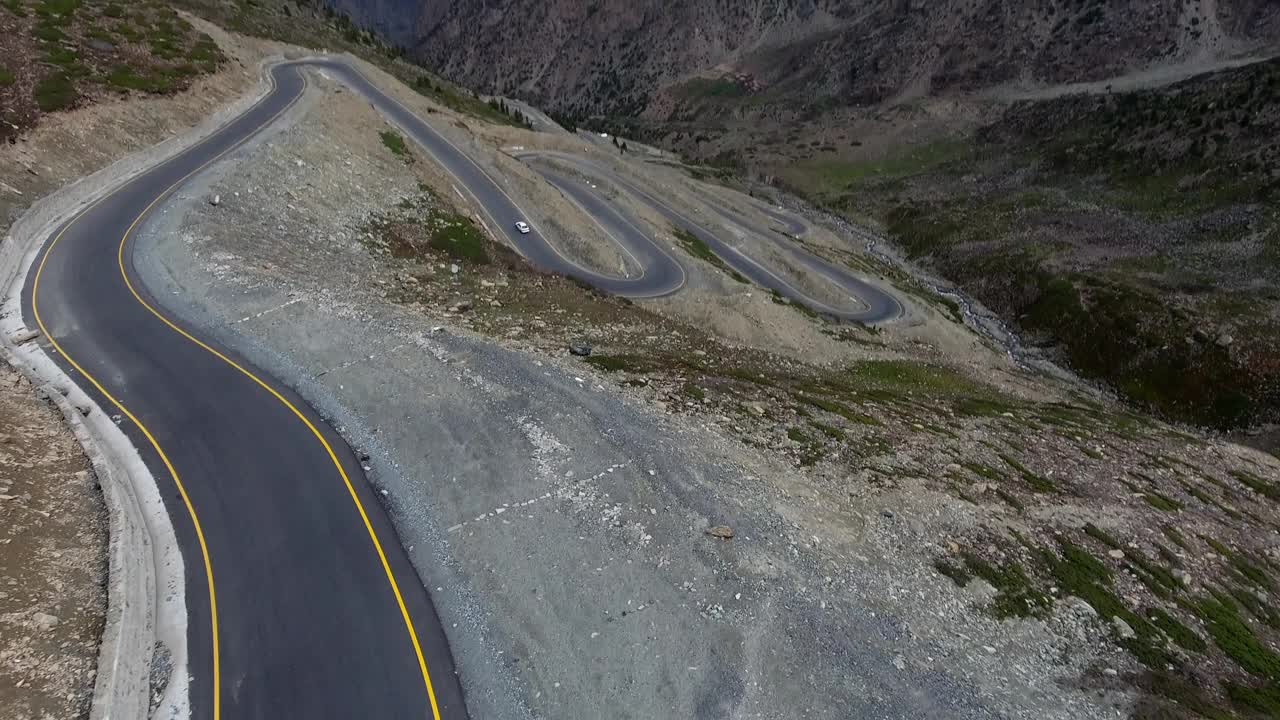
784, 59, 1280, 435
172, 0, 535, 129
0, 0, 226, 139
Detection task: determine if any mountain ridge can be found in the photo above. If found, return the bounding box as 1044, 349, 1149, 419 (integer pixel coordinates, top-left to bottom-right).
327, 0, 1280, 119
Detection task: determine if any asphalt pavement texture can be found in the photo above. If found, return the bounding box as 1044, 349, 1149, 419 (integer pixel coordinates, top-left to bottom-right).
25, 61, 467, 719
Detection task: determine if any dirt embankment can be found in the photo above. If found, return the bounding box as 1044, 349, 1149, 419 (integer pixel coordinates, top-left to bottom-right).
0, 364, 105, 720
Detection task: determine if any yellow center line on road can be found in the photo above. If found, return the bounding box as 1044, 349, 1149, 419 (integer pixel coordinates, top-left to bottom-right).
30, 62, 444, 720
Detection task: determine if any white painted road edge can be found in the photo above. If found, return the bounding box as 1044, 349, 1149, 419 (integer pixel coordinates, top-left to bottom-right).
0, 55, 289, 720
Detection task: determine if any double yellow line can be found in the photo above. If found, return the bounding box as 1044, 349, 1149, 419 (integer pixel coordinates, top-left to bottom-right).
30, 62, 444, 720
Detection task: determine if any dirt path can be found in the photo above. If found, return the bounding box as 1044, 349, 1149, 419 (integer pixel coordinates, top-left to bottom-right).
987, 52, 1276, 101
0, 363, 106, 720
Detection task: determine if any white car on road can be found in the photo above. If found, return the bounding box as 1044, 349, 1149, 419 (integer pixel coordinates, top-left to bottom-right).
514, 221, 531, 234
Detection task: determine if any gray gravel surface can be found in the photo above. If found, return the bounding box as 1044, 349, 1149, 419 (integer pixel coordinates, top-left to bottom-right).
125, 71, 1128, 720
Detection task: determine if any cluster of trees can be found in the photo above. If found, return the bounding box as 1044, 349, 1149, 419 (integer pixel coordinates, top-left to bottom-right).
486, 97, 533, 129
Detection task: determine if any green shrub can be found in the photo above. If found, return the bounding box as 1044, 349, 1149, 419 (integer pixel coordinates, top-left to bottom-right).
1192, 593, 1280, 679
33, 70, 75, 111
32, 21, 66, 41
1145, 607, 1207, 652
379, 129, 410, 159
426, 213, 487, 264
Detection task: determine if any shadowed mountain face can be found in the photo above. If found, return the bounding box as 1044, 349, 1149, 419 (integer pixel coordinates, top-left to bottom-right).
328, 0, 1280, 117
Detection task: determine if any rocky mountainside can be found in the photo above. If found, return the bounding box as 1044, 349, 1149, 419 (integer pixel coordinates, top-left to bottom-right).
329, 0, 1280, 117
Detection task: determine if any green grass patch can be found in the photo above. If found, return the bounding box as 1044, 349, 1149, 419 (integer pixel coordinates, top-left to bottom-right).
105, 64, 175, 93
1189, 592, 1280, 680
953, 396, 1020, 417
796, 393, 881, 426
583, 355, 634, 373
1145, 607, 1207, 652
934, 559, 971, 587
1230, 469, 1280, 501
1035, 537, 1173, 666
32, 21, 67, 41
379, 129, 411, 160
33, 70, 74, 112
425, 211, 488, 264
997, 453, 1056, 493
0, 66, 14, 86
1084, 523, 1122, 549
1226, 682, 1280, 718
678, 76, 749, 99
791, 138, 971, 196
672, 227, 748, 283
36, 0, 79, 16
1227, 586, 1280, 630
112, 20, 142, 42
961, 461, 1003, 483
807, 420, 844, 440
785, 426, 809, 443
683, 383, 706, 401
961, 551, 1051, 618
994, 487, 1024, 511
1162, 525, 1191, 551
847, 359, 983, 395
1143, 492, 1185, 512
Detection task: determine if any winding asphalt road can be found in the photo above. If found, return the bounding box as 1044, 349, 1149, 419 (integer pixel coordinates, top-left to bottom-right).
25, 60, 467, 720
328, 60, 901, 320
516, 151, 902, 322
22, 55, 902, 719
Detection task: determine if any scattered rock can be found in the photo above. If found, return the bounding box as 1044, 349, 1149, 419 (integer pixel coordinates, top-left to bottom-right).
704, 525, 734, 540
1107, 549, 1125, 560
32, 612, 59, 631
449, 263, 460, 275
1216, 333, 1234, 348
1172, 569, 1192, 586
449, 299, 473, 313
1111, 616, 1135, 640
1066, 597, 1098, 619
209, 194, 221, 207
568, 343, 592, 357
10, 328, 40, 345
